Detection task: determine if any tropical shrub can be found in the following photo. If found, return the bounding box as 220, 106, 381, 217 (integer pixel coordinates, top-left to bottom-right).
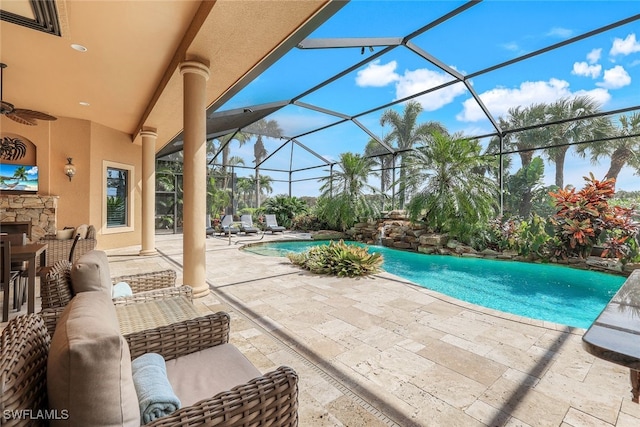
287, 240, 383, 277
291, 213, 331, 231
316, 152, 380, 231
262, 195, 308, 228
486, 214, 552, 258
549, 173, 639, 260
404, 131, 498, 243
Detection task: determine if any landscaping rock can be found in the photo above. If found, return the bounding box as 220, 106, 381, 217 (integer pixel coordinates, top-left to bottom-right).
419, 233, 448, 246
393, 241, 412, 249
479, 248, 499, 256
586, 256, 623, 272
418, 246, 437, 254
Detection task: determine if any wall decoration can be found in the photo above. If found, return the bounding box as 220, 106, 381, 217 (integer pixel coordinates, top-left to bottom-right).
0, 135, 27, 160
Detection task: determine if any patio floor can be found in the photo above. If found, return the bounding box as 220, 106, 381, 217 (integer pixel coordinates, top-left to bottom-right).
5, 231, 640, 426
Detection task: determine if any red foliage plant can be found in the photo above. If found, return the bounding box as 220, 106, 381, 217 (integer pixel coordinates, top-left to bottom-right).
549, 173, 639, 259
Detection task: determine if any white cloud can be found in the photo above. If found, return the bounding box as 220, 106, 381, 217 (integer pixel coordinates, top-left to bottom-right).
596, 65, 631, 89
26, 166, 38, 176
395, 68, 467, 111
547, 27, 573, 38
501, 42, 520, 52
572, 61, 601, 78
572, 88, 611, 105
355, 60, 399, 87
610, 33, 640, 56
587, 48, 602, 64
457, 78, 611, 122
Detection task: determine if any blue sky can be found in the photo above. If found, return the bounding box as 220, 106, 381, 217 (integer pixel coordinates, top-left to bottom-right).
217, 1, 640, 196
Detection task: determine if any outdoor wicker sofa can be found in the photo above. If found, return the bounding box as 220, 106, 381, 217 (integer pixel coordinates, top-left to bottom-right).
1, 307, 299, 426
37, 225, 97, 266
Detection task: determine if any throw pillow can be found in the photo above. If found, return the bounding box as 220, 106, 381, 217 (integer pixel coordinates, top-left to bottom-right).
70, 250, 112, 296
55, 228, 75, 240
47, 291, 140, 426
76, 224, 89, 239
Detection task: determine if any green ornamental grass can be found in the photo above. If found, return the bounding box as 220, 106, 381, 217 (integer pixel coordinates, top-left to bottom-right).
287, 240, 383, 277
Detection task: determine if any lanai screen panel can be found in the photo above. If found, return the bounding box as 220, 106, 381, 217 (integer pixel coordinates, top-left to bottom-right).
169, 1, 640, 204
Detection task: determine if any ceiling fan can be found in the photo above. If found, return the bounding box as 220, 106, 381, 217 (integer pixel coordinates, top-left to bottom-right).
1, 63, 57, 126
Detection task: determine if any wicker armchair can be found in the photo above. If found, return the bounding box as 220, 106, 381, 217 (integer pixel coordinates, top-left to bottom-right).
40, 259, 183, 309
1, 311, 298, 427
37, 225, 97, 266
40, 259, 191, 336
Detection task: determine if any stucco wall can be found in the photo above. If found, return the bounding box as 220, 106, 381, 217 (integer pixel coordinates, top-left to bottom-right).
1, 115, 142, 250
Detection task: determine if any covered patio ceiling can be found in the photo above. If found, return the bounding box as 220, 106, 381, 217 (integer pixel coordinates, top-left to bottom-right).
0, 0, 344, 151
157, 0, 640, 196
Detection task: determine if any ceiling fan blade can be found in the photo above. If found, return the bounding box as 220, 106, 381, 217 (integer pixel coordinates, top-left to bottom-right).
13, 108, 57, 121
6, 112, 37, 125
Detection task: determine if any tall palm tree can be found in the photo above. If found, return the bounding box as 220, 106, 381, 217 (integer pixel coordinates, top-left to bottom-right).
11, 166, 28, 185
380, 101, 446, 208
249, 174, 274, 205
208, 132, 249, 190
364, 136, 394, 200
576, 112, 640, 185
492, 103, 549, 217
404, 131, 498, 241
543, 96, 610, 188
245, 119, 282, 208
235, 177, 253, 208
317, 152, 379, 231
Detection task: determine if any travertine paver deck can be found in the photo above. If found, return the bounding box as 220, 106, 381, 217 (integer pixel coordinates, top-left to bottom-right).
4, 232, 640, 426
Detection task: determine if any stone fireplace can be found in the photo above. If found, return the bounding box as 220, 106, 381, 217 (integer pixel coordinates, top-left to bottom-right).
0, 194, 59, 242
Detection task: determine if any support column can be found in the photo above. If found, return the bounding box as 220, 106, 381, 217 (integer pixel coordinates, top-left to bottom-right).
180, 60, 210, 298
140, 128, 158, 256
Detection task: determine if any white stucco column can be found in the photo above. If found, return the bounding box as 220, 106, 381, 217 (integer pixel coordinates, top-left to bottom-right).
139, 128, 158, 256
180, 60, 210, 298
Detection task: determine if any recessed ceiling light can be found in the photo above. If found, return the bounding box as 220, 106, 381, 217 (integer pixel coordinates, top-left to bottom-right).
79, 101, 90, 106
71, 44, 87, 52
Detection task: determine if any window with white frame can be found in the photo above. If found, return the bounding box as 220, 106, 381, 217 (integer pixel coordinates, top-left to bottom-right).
103, 161, 134, 233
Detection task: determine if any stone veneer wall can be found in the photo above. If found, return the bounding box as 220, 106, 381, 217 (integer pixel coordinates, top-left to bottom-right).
0, 194, 58, 242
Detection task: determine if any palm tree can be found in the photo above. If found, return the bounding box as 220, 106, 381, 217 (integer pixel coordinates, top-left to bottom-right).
235, 177, 253, 208
492, 103, 549, 216
11, 166, 28, 185
543, 96, 610, 188
404, 131, 498, 242
245, 119, 282, 208
208, 132, 249, 190
316, 152, 379, 231
576, 112, 640, 185
380, 101, 446, 208
249, 174, 274, 206
364, 136, 394, 207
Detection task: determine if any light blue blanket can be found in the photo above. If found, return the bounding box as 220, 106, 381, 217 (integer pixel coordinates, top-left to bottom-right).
131, 353, 181, 424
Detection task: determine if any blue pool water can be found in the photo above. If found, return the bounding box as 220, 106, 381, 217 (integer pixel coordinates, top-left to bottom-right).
243, 240, 626, 329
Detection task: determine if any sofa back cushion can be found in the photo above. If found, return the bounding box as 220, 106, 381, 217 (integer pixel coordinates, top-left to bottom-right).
70, 250, 112, 295
47, 291, 140, 426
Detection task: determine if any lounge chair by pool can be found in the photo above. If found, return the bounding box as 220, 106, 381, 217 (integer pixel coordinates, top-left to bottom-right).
240, 214, 259, 234
265, 214, 285, 233
220, 215, 239, 235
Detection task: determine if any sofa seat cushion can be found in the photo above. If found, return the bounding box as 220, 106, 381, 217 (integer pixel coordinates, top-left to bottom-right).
70, 250, 112, 295
165, 344, 261, 407
47, 291, 140, 426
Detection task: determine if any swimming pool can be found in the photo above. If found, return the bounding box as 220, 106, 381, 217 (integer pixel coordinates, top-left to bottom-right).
243, 240, 626, 329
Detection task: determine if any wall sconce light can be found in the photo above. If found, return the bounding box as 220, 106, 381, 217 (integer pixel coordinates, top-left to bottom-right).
64, 157, 76, 181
